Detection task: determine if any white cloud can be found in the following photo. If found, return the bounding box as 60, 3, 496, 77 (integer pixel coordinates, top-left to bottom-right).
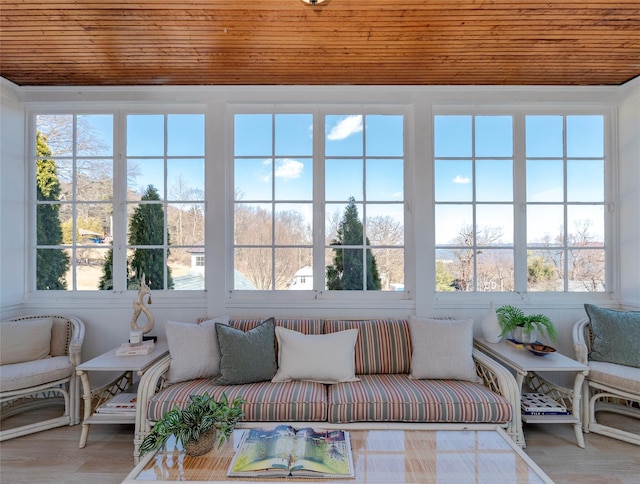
453, 175, 471, 184
261, 159, 272, 183
275, 158, 304, 180
327, 115, 363, 141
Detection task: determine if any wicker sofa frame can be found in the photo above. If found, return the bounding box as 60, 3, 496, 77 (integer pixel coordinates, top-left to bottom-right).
573, 317, 640, 446
133, 319, 520, 462
0, 314, 85, 441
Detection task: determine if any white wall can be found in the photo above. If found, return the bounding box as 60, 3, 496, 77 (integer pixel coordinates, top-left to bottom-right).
617, 78, 640, 309
1, 81, 638, 369
0, 79, 26, 316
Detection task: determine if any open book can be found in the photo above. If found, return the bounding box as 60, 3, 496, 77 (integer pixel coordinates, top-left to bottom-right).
228, 425, 354, 478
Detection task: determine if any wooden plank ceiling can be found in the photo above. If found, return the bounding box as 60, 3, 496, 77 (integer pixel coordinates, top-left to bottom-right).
1, 0, 639, 87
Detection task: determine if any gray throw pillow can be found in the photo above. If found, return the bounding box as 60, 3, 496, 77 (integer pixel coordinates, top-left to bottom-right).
585, 304, 640, 368
214, 317, 277, 385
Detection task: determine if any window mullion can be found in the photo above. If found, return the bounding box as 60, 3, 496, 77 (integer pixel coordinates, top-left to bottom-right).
562, 116, 569, 292
271, 113, 277, 291
112, 111, 128, 293
71, 115, 78, 291
313, 109, 325, 293
513, 112, 527, 293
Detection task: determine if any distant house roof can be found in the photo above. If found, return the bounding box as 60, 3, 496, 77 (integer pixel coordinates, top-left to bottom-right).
294, 265, 313, 277
172, 269, 257, 290
172, 271, 204, 290
234, 270, 256, 290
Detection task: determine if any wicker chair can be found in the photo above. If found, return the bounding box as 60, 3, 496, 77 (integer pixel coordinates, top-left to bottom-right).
573, 318, 640, 445
0, 315, 85, 441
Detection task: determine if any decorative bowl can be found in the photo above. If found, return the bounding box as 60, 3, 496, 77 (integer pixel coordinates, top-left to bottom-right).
523, 343, 556, 356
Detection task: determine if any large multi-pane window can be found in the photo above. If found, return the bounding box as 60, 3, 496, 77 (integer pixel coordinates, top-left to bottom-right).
125, 114, 205, 290
233, 113, 314, 290
35, 114, 114, 291
33, 112, 205, 292
232, 111, 405, 293
325, 114, 405, 291
33, 106, 605, 297
434, 115, 514, 292
434, 112, 607, 293
525, 115, 605, 292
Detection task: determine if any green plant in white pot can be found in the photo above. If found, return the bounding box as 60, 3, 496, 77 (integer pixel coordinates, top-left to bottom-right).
139, 392, 245, 457
496, 305, 558, 344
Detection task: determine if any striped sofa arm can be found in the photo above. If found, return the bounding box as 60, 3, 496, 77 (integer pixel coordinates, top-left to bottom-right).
134, 354, 172, 463
472, 348, 521, 445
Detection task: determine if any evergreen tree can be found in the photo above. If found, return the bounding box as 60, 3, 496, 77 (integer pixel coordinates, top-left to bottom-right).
326, 198, 381, 290
435, 260, 455, 292
128, 185, 173, 289
36, 131, 69, 290
98, 247, 114, 290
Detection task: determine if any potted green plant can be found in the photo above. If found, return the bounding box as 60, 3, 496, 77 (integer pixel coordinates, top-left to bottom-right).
139, 392, 245, 457
496, 305, 558, 343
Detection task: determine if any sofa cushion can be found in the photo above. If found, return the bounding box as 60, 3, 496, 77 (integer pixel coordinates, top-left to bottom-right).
0, 318, 52, 365
147, 378, 328, 422
215, 318, 277, 385
230, 318, 324, 335
50, 318, 72, 357
327, 374, 512, 424
164, 317, 229, 385
231, 319, 324, 359
323, 319, 412, 374
587, 361, 640, 395
585, 304, 640, 368
409, 317, 481, 383
0, 356, 72, 393
272, 327, 359, 384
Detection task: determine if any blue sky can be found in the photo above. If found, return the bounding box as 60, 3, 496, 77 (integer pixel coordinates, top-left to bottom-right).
234, 114, 405, 238
126, 114, 205, 199
434, 114, 605, 245
40, 112, 604, 245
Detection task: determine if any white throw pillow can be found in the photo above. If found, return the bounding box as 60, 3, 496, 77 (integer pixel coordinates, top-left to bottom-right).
272, 326, 360, 384
409, 317, 481, 383
0, 318, 53, 365
164, 316, 229, 385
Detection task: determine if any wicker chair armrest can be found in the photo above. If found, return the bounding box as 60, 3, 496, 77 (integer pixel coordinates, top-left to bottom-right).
67, 316, 85, 366
472, 348, 521, 442
572, 318, 590, 365
472, 348, 519, 400
68, 342, 83, 366
134, 354, 172, 461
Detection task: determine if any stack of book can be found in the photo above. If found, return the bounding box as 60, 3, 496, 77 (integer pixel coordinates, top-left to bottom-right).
116, 340, 155, 356
95, 393, 137, 415
521, 393, 570, 416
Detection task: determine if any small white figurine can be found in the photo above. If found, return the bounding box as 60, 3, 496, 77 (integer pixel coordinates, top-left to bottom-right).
130, 273, 155, 335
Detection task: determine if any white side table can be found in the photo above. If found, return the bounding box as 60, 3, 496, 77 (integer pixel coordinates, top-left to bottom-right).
473, 338, 589, 448
76, 342, 169, 448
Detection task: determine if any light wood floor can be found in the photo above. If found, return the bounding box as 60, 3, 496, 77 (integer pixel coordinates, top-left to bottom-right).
1, 409, 639, 483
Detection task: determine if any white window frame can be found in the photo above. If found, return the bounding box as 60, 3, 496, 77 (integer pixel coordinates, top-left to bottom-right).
226, 104, 415, 309
431, 104, 617, 305
27, 105, 208, 299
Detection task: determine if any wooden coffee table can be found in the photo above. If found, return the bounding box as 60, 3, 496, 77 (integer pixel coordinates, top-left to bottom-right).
122, 427, 552, 483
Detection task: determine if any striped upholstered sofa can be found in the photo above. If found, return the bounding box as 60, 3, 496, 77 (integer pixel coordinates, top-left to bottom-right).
134, 318, 519, 461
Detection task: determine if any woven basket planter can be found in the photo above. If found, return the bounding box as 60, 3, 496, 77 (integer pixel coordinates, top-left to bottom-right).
184, 429, 216, 457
